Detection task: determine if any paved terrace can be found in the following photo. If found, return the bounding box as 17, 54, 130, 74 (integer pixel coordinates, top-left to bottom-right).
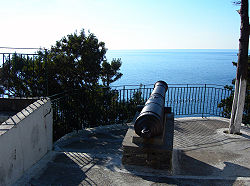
16, 117, 250, 186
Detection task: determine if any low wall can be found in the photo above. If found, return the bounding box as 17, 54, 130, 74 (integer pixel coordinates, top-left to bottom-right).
0, 98, 53, 186
0, 98, 39, 123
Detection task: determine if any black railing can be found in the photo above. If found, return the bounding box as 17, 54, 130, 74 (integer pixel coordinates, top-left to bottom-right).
49, 84, 233, 140
113, 84, 232, 117
0, 53, 39, 68
0, 53, 48, 97
50, 88, 139, 140
0, 53, 234, 140
0, 53, 232, 116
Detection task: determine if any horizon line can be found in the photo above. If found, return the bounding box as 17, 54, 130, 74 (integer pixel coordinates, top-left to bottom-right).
107, 48, 239, 51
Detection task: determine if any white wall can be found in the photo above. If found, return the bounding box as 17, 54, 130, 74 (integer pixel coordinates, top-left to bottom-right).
0, 98, 53, 186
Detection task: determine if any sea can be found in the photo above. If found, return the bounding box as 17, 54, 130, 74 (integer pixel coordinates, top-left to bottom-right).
106, 49, 238, 87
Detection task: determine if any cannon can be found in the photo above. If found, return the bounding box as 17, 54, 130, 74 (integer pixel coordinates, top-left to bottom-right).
122, 80, 174, 169
134, 81, 168, 138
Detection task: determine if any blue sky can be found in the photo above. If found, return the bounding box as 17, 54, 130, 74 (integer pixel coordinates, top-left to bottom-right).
0, 0, 243, 50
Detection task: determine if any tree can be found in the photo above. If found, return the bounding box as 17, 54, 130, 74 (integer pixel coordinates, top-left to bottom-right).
229, 0, 249, 133
0, 29, 123, 96
101, 58, 123, 87
218, 56, 250, 124
0, 29, 124, 140
44, 29, 107, 94
0, 53, 47, 97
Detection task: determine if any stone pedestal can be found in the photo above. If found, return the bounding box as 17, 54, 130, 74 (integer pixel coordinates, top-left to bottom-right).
122, 112, 174, 170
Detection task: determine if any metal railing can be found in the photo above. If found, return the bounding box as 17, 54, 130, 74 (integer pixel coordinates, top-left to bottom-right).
0, 53, 232, 118
0, 53, 39, 67
0, 52, 234, 140
0, 53, 48, 97
113, 84, 232, 117
49, 84, 233, 140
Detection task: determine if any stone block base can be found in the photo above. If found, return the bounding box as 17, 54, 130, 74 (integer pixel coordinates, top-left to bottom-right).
122, 113, 174, 170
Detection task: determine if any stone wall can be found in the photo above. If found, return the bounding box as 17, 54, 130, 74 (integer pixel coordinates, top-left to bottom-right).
0, 98, 53, 186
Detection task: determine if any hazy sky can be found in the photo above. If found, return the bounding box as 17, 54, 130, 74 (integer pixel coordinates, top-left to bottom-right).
0, 0, 243, 51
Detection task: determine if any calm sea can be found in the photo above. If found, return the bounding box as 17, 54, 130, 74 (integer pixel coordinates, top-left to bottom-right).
106, 49, 238, 87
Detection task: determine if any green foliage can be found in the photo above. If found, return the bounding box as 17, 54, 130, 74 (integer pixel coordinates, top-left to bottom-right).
0, 29, 128, 140
0, 30, 148, 140
130, 87, 145, 106
101, 58, 123, 87
120, 87, 146, 121
218, 56, 250, 124
0, 29, 123, 97
51, 87, 145, 141
0, 53, 47, 97
41, 29, 108, 94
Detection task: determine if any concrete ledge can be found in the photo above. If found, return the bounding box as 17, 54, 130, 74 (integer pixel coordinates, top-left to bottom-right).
0, 98, 53, 186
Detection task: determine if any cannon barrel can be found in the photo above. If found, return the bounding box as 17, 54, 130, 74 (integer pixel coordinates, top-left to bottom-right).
134, 81, 168, 138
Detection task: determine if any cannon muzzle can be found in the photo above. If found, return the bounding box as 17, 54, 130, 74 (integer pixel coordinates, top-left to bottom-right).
134, 81, 168, 138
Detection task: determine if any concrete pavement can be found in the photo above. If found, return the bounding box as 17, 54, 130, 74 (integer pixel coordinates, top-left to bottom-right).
15, 117, 250, 186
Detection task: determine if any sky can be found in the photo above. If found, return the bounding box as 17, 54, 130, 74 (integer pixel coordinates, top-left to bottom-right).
0, 0, 243, 51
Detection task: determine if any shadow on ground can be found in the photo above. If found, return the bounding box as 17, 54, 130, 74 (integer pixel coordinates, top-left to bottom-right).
27, 118, 250, 186
123, 150, 250, 186
29, 126, 128, 185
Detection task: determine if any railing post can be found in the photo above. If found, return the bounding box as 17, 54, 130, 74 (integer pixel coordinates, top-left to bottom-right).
143, 85, 146, 102
45, 49, 49, 96
123, 85, 125, 102
8, 54, 11, 96
122, 85, 125, 124
2, 54, 4, 68
202, 84, 207, 118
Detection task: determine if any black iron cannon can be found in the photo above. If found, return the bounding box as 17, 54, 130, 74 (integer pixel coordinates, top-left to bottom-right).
134, 81, 168, 138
